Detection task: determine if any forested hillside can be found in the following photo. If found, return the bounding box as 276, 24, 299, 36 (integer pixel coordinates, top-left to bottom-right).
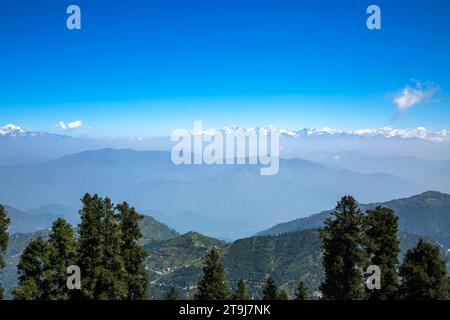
259, 191, 450, 247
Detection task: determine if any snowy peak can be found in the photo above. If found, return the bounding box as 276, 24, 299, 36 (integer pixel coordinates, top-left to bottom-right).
350, 127, 449, 142
1, 123, 449, 143
0, 124, 27, 136
199, 126, 449, 142
0, 124, 49, 137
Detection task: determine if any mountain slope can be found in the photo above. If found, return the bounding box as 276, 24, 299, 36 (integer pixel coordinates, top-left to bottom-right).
143, 229, 445, 299
139, 215, 179, 244
144, 232, 227, 299
259, 191, 450, 248
1, 225, 448, 300
4, 205, 62, 234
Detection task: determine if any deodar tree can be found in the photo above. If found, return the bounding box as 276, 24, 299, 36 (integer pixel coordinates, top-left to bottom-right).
320, 196, 368, 300
0, 205, 10, 299
195, 247, 229, 300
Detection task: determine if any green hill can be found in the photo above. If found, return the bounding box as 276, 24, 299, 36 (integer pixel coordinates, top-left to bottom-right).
223, 230, 322, 299
1, 226, 447, 300
139, 215, 179, 244
2, 192, 450, 300
143, 228, 443, 300
144, 231, 227, 299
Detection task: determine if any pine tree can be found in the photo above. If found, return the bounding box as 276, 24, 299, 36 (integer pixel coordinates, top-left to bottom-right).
116, 202, 148, 299
195, 247, 229, 300
278, 289, 289, 300
295, 281, 309, 300
262, 276, 278, 300
13, 238, 52, 300
76, 193, 104, 299
47, 218, 77, 300
0, 205, 10, 299
166, 287, 179, 300
399, 240, 449, 300
77, 194, 128, 299
320, 195, 368, 300
95, 197, 128, 300
232, 279, 249, 300
364, 206, 400, 300
13, 220, 76, 300
10, 195, 149, 300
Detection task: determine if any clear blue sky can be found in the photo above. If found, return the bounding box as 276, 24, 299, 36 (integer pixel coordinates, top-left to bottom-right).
1, 0, 449, 137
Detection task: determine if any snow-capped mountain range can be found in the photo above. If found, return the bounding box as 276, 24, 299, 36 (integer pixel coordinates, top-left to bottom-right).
0, 124, 48, 137
192, 125, 450, 142
1, 123, 449, 142
0, 124, 27, 136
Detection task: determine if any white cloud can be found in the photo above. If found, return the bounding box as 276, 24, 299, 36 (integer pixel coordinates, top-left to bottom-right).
56, 120, 83, 130
67, 120, 83, 129
393, 82, 438, 112
57, 121, 67, 130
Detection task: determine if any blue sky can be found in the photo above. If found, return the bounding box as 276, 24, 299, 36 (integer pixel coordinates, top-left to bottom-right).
1, 0, 449, 137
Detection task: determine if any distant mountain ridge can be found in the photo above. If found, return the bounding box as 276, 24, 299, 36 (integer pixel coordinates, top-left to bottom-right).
4, 205, 66, 234
2, 123, 450, 165
3, 123, 449, 142
0, 148, 423, 239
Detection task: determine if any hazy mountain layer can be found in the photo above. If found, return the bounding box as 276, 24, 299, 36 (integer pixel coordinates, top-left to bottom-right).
0, 149, 423, 239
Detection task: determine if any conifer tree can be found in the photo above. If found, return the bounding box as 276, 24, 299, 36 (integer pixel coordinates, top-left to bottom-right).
77, 194, 128, 299
13, 220, 76, 300
232, 279, 249, 300
47, 218, 77, 300
195, 247, 229, 300
95, 197, 128, 300
295, 281, 309, 300
116, 202, 148, 299
278, 288, 289, 300
166, 287, 179, 300
364, 206, 400, 300
13, 238, 52, 300
262, 276, 278, 300
77, 193, 104, 299
399, 240, 449, 300
11, 195, 149, 300
0, 205, 10, 299
320, 196, 367, 300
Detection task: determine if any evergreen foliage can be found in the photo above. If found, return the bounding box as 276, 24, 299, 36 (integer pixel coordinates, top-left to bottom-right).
262, 276, 278, 300
166, 287, 179, 300
0, 205, 10, 299
365, 206, 400, 299
295, 281, 308, 300
117, 202, 148, 299
320, 196, 368, 300
399, 240, 449, 300
278, 288, 289, 300
12, 194, 149, 300
195, 247, 229, 300
232, 279, 250, 300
